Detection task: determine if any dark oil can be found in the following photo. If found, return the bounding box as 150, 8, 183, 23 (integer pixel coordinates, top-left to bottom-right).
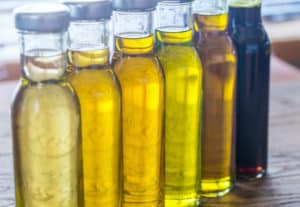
228, 4, 271, 180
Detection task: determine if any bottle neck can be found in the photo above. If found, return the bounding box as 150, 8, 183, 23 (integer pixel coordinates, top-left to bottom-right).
113, 10, 154, 55
155, 2, 193, 44
20, 32, 67, 82
193, 0, 228, 32
228, 1, 262, 26
68, 20, 110, 68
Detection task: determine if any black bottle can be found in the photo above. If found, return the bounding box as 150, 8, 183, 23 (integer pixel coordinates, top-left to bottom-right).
228, 0, 271, 180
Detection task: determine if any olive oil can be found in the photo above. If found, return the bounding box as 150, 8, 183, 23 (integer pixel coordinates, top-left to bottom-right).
156, 30, 202, 206
113, 7, 164, 206
193, 9, 237, 197
228, 0, 270, 180
12, 54, 83, 207
68, 49, 122, 207
12, 5, 83, 207
63, 1, 122, 206
155, 1, 202, 206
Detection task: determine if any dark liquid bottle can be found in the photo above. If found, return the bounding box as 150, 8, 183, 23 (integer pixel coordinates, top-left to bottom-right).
228, 0, 271, 180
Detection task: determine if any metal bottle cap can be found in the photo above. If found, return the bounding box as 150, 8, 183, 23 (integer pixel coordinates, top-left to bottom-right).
14, 3, 70, 33
112, 0, 158, 11
62, 0, 112, 20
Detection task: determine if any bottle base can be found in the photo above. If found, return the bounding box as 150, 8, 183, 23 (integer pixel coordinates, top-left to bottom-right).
201, 178, 234, 198
237, 166, 266, 181
123, 201, 164, 207
165, 197, 201, 207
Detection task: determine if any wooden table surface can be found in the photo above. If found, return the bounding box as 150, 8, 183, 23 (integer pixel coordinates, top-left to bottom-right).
1, 59, 300, 207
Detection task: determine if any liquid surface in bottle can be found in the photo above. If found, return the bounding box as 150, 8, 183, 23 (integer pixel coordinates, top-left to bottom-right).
68, 48, 122, 207
228, 4, 270, 180
113, 34, 165, 207
12, 55, 83, 207
155, 29, 202, 207
193, 13, 237, 197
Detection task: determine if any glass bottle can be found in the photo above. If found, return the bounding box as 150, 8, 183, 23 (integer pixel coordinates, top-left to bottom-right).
155, 0, 202, 206
228, 0, 270, 181
63, 1, 122, 206
193, 0, 237, 197
11, 4, 83, 207
112, 0, 165, 207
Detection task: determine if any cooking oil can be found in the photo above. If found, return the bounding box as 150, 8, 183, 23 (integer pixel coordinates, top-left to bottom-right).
155, 1, 202, 206
63, 1, 122, 206
112, 3, 165, 207
12, 4, 83, 207
193, 0, 237, 197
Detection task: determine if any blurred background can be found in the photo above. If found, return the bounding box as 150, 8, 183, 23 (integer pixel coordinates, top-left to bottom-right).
1, 0, 300, 83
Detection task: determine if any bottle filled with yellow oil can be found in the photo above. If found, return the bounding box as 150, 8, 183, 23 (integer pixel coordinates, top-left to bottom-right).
193, 0, 237, 197
112, 0, 165, 206
155, 0, 202, 206
11, 4, 83, 207
63, 1, 122, 207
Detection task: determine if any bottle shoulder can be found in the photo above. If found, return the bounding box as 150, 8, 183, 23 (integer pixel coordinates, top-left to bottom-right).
195, 32, 236, 56
229, 24, 270, 46
156, 45, 203, 70
68, 69, 121, 97
113, 55, 164, 83
12, 79, 80, 113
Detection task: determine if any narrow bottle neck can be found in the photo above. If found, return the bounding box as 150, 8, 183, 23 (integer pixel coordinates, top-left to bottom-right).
68, 20, 110, 68
155, 2, 193, 44
228, 3, 262, 26
20, 32, 67, 82
113, 10, 154, 55
193, 0, 228, 32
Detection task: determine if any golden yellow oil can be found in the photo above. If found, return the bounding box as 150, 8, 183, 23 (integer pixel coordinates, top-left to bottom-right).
155, 29, 202, 207
12, 74, 83, 207
113, 35, 165, 207
193, 13, 237, 197
67, 49, 122, 207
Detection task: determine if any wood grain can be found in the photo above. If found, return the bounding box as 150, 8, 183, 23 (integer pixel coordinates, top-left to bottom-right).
1, 81, 300, 207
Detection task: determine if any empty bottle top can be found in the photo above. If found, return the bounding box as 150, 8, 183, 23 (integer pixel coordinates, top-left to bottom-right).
62, 0, 112, 20
14, 3, 70, 33
112, 0, 158, 11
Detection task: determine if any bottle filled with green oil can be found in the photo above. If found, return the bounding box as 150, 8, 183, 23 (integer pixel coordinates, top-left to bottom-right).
228, 0, 270, 181
11, 4, 83, 207
63, 1, 122, 207
155, 0, 202, 206
112, 0, 165, 207
193, 0, 237, 197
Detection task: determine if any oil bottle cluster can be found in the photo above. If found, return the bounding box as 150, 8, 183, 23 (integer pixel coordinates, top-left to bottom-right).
11, 0, 270, 207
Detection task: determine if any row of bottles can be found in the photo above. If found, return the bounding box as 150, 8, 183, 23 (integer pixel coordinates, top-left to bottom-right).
11, 0, 270, 207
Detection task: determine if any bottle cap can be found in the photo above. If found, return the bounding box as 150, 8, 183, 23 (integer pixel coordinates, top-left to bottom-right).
112, 0, 158, 11
63, 0, 112, 20
14, 3, 70, 33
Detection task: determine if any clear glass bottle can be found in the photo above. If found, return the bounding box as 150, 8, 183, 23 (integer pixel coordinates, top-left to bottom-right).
228, 0, 270, 181
155, 0, 202, 206
11, 4, 83, 207
63, 1, 122, 206
112, 0, 165, 207
193, 0, 237, 197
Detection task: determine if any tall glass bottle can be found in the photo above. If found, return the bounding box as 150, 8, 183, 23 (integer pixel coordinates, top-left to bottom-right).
112, 0, 165, 206
11, 4, 83, 207
63, 1, 122, 206
155, 0, 202, 206
193, 0, 237, 197
228, 0, 270, 180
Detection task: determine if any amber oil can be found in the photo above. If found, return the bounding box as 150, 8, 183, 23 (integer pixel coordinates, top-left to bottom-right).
193, 4, 237, 197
